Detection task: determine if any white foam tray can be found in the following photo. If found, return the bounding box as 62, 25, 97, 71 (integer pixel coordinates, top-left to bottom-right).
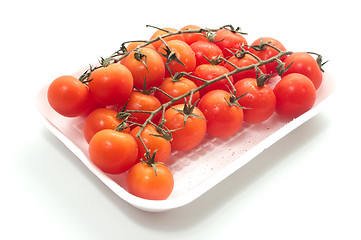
35, 69, 336, 212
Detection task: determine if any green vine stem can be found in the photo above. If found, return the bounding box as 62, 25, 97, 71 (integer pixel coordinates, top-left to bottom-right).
119, 48, 293, 154
79, 25, 235, 82
82, 25, 303, 162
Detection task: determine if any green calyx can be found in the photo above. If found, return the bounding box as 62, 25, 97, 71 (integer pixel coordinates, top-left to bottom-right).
172, 98, 205, 127
140, 149, 162, 176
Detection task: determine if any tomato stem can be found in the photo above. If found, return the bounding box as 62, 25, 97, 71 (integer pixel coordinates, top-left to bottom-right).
133, 50, 148, 70
220, 24, 247, 35
125, 48, 293, 141
81, 25, 298, 155
171, 97, 205, 126
275, 59, 293, 77
307, 52, 328, 73
79, 26, 219, 82
255, 66, 272, 87
203, 55, 223, 65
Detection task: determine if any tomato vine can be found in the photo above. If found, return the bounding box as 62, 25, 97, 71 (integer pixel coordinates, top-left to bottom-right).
75, 25, 326, 165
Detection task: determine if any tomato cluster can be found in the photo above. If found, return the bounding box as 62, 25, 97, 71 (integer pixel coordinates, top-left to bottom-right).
46, 24, 326, 200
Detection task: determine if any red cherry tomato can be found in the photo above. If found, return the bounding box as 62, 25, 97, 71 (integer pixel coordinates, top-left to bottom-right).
180, 24, 207, 45
273, 73, 317, 119
190, 40, 224, 66
83, 108, 129, 143
234, 78, 276, 123
89, 129, 138, 174
158, 40, 196, 75
162, 103, 207, 151
191, 64, 234, 96
154, 76, 200, 106
127, 161, 174, 200
249, 37, 286, 74
122, 91, 162, 125
47, 75, 92, 117
283, 52, 323, 90
123, 48, 165, 90
213, 28, 248, 59
88, 64, 133, 106
198, 90, 244, 138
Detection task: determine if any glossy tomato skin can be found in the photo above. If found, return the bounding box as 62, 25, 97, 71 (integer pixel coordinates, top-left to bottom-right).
154, 76, 200, 106
126, 162, 174, 200
163, 104, 207, 151
180, 24, 207, 45
224, 54, 267, 83
47, 75, 92, 117
130, 125, 172, 164
283, 52, 323, 90
249, 37, 286, 75
198, 90, 243, 138
213, 28, 248, 59
123, 48, 165, 90
83, 108, 128, 143
89, 129, 138, 174
273, 73, 316, 119
88, 64, 133, 106
190, 40, 224, 66
192, 64, 234, 96
123, 91, 162, 125
158, 40, 196, 75
150, 27, 185, 50
234, 78, 276, 123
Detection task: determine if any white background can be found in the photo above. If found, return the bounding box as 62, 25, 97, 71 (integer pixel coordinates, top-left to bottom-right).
2, 0, 360, 239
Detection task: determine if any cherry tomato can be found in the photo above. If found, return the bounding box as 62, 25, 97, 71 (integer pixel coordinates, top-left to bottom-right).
162, 103, 207, 151
224, 53, 267, 83
83, 108, 129, 143
180, 25, 206, 45
198, 90, 243, 138
249, 37, 286, 74
273, 73, 316, 119
283, 52, 323, 90
234, 78, 276, 123
213, 28, 248, 59
127, 161, 174, 200
158, 40, 196, 75
88, 64, 133, 106
47, 75, 94, 117
154, 76, 200, 106
123, 48, 165, 90
190, 40, 224, 66
150, 27, 185, 50
191, 64, 234, 96
122, 91, 162, 125
89, 129, 138, 174
130, 125, 172, 164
